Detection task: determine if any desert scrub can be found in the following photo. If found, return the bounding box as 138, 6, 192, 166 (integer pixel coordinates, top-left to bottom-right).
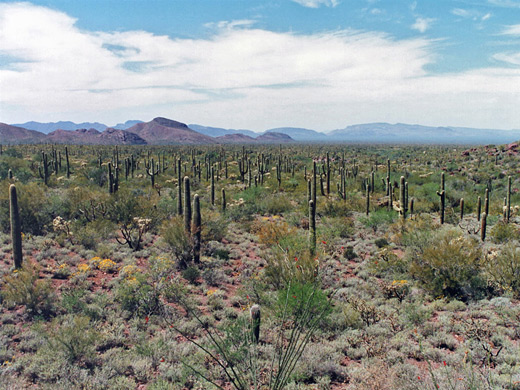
369, 247, 409, 280
37, 314, 99, 364
486, 243, 520, 297
160, 216, 193, 268
359, 209, 396, 233
489, 220, 519, 243
1, 262, 54, 317
409, 227, 486, 300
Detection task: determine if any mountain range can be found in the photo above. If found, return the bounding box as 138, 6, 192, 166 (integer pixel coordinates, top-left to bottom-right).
2, 118, 520, 145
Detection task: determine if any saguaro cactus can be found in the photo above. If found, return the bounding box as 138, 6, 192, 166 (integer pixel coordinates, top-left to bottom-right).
65, 146, 71, 178
211, 167, 215, 206
484, 188, 489, 216
9, 184, 22, 269
221, 188, 226, 212
309, 200, 316, 256
184, 177, 191, 232
192, 194, 201, 263
477, 196, 482, 221
481, 212, 487, 242
436, 172, 446, 224
177, 159, 183, 215
366, 185, 370, 216
506, 176, 512, 223
399, 176, 406, 219
250, 304, 261, 344
460, 198, 464, 221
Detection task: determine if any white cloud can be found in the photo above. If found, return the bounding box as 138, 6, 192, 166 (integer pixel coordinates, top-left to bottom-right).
291, 0, 339, 8
451, 8, 492, 21
493, 52, 520, 65
411, 17, 435, 33
451, 8, 471, 18
501, 24, 520, 35
1, 2, 520, 131
488, 0, 520, 8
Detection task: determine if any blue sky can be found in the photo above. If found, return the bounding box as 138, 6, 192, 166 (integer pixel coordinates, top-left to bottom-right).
1, 0, 520, 130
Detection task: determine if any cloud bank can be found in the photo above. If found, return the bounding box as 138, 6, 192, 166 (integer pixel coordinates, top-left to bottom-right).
1, 2, 519, 130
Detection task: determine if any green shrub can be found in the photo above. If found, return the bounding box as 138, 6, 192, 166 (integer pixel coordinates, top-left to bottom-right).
260, 193, 292, 215
375, 238, 389, 248
486, 243, 520, 297
343, 246, 358, 260
182, 266, 200, 284
359, 209, 397, 233
39, 315, 99, 364
1, 263, 54, 317
489, 221, 519, 243
409, 228, 486, 300
116, 272, 161, 316
160, 216, 193, 268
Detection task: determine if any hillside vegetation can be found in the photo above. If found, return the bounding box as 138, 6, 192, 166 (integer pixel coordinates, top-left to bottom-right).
0, 142, 519, 389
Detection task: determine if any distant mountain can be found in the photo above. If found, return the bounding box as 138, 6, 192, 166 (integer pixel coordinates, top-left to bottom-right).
46, 128, 101, 144
215, 133, 258, 144
265, 127, 327, 141
328, 123, 520, 144
256, 132, 294, 143
12, 121, 107, 134
6, 118, 520, 145
189, 124, 257, 138
127, 117, 216, 144
99, 128, 147, 145
0, 123, 47, 143
112, 120, 143, 130
45, 128, 146, 145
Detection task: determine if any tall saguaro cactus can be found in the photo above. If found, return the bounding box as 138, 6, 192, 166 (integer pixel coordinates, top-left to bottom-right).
184, 177, 191, 232
9, 184, 23, 269
192, 194, 201, 263
506, 176, 512, 223
481, 212, 487, 242
221, 188, 226, 212
250, 304, 261, 344
309, 200, 316, 256
177, 159, 183, 215
399, 176, 406, 220
436, 172, 446, 224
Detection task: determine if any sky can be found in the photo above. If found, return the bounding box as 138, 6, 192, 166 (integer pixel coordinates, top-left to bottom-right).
1, 0, 520, 131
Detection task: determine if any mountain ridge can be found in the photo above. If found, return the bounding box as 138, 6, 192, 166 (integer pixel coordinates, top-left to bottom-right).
4, 119, 520, 145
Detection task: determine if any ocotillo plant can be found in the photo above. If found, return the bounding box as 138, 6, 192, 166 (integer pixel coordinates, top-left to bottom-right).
250, 304, 261, 344
184, 176, 191, 232
192, 194, 201, 263
309, 199, 316, 256
9, 184, 23, 269
436, 172, 446, 224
